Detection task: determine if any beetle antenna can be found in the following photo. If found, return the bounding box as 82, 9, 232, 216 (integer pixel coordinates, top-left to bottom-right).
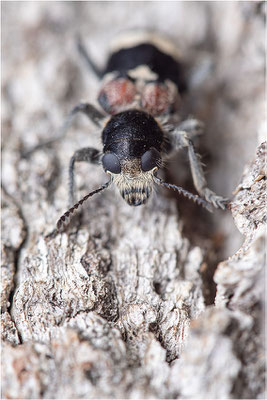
57, 180, 111, 231
153, 174, 213, 212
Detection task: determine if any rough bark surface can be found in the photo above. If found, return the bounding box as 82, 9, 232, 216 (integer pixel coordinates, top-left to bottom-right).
1, 2, 265, 399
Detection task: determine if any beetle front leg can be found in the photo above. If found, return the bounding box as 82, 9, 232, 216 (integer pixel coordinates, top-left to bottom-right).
22, 103, 105, 158
168, 129, 228, 209
69, 147, 101, 206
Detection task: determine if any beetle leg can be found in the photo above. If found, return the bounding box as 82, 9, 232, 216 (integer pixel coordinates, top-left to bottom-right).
69, 102, 106, 127
69, 147, 102, 206
22, 103, 105, 158
176, 118, 204, 139
76, 34, 103, 79
167, 129, 228, 209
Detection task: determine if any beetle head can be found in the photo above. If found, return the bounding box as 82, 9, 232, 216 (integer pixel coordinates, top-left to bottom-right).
102, 148, 161, 206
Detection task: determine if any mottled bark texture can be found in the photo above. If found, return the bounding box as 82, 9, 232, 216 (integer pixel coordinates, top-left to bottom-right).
1, 2, 265, 399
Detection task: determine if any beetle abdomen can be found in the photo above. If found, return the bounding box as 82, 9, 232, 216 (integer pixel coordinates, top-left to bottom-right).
98, 32, 185, 116
105, 43, 182, 87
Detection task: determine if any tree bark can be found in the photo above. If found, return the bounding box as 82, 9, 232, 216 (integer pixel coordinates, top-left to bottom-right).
1, 2, 265, 399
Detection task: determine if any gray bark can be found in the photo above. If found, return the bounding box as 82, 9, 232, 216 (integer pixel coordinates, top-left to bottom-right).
1, 2, 265, 399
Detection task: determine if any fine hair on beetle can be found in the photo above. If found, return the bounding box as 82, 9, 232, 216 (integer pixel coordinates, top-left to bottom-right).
24, 31, 228, 231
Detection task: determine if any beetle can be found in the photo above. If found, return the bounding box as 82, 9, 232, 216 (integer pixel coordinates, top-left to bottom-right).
26, 32, 227, 230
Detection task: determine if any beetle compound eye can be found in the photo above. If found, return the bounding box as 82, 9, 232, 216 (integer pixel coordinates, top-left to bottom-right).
141, 148, 161, 172
102, 152, 121, 174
